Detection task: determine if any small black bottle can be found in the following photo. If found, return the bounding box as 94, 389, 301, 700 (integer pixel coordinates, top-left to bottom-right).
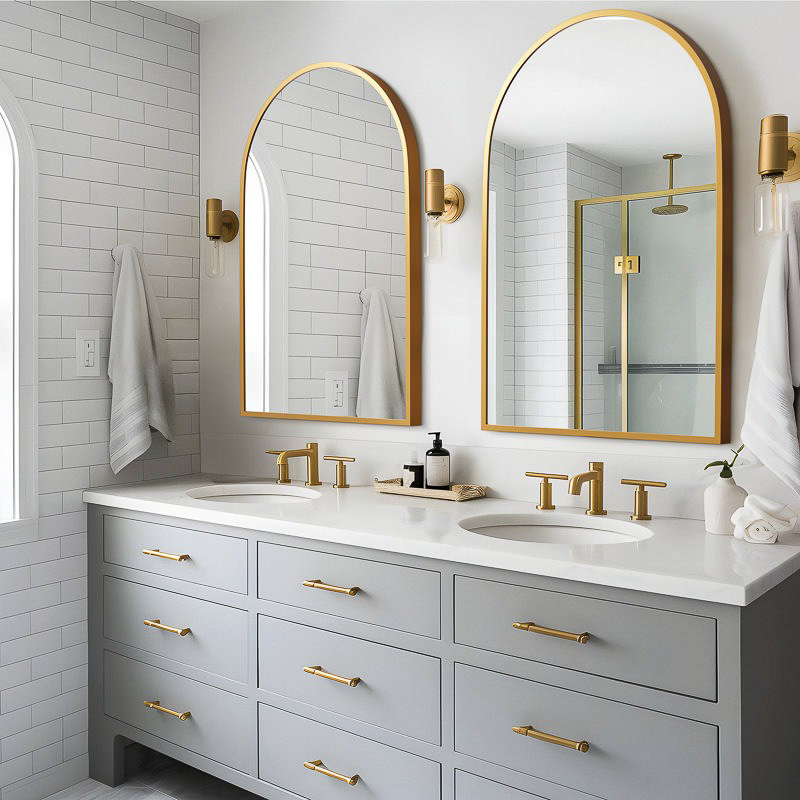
425, 431, 450, 490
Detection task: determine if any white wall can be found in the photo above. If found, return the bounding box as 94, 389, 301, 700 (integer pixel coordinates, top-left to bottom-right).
0, 2, 200, 798
200, 1, 800, 520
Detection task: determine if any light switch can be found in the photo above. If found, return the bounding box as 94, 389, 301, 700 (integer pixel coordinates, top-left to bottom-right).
76, 330, 100, 377
324, 370, 349, 416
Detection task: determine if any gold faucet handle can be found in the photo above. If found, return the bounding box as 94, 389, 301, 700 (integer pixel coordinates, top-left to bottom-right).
323, 456, 355, 489
266, 449, 291, 484
620, 479, 667, 521
525, 472, 568, 511
265, 449, 284, 455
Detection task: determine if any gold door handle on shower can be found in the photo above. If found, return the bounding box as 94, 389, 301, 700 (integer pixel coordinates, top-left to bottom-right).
142, 548, 189, 562
303, 665, 361, 687
143, 619, 191, 637
143, 700, 191, 721
303, 759, 359, 786
512, 725, 589, 753
513, 621, 590, 644
302, 579, 360, 596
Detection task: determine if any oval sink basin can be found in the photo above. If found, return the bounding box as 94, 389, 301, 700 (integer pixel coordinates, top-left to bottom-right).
459, 513, 652, 545
186, 484, 320, 505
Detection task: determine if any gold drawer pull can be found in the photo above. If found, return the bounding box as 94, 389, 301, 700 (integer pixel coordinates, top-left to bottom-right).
144, 618, 191, 637
143, 700, 191, 721
303, 759, 359, 786
142, 548, 189, 562
513, 621, 590, 644
302, 578, 359, 596
512, 725, 589, 753
303, 665, 361, 687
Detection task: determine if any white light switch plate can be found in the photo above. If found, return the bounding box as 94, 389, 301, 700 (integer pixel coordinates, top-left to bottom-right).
75, 330, 100, 377
324, 370, 349, 416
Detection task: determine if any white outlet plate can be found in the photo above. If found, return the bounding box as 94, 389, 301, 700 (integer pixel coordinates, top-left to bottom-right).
324, 370, 349, 416
75, 330, 101, 377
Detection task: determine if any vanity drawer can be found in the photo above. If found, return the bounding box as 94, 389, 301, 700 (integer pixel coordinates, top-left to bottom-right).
104, 515, 247, 594
455, 771, 565, 800
258, 616, 440, 744
104, 577, 248, 683
104, 651, 251, 772
257, 542, 440, 637
258, 704, 440, 800
454, 575, 717, 699
455, 664, 717, 800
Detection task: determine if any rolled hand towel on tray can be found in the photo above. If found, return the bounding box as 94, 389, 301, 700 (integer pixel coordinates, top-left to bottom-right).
731, 495, 798, 544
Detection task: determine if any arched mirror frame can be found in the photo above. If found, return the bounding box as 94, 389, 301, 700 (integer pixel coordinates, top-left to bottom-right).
481, 10, 731, 443
239, 62, 421, 425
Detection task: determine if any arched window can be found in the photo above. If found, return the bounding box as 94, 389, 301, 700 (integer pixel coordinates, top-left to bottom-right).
0, 79, 37, 540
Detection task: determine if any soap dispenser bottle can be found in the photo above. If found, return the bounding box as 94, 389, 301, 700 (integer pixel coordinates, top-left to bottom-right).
425, 432, 450, 490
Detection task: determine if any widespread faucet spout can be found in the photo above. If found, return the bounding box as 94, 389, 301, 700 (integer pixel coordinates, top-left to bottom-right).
568, 471, 599, 496
568, 462, 607, 516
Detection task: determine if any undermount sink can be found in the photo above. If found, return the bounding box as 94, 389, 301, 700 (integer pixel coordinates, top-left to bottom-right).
459, 513, 653, 545
186, 483, 320, 505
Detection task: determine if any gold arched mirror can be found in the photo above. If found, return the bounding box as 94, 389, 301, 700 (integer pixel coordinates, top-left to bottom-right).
240, 63, 421, 424
482, 11, 730, 442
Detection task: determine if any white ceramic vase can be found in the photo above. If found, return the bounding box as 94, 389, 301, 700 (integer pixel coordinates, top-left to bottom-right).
704, 476, 748, 535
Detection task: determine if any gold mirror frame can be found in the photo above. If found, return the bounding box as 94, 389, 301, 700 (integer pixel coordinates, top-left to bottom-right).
481, 10, 731, 444
239, 62, 421, 425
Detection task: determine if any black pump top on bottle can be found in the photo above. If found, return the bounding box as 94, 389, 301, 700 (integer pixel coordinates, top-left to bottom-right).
427, 432, 448, 454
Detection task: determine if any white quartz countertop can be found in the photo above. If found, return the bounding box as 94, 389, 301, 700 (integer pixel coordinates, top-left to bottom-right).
83, 475, 800, 606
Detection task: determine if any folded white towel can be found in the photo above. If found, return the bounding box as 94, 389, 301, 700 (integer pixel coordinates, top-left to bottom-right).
108, 244, 176, 473
741, 201, 800, 495
731, 495, 798, 544
355, 287, 405, 420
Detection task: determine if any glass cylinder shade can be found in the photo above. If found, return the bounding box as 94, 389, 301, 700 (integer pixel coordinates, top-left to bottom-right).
424, 215, 446, 263
754, 176, 790, 236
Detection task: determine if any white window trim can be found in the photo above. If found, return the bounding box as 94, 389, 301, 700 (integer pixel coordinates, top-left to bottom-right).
0, 76, 38, 546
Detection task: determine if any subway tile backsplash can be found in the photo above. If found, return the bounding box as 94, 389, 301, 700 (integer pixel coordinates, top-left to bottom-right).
0, 2, 199, 798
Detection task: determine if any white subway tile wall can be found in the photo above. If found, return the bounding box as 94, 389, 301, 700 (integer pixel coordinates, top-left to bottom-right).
490, 140, 620, 430
255, 67, 405, 415
0, 3, 199, 799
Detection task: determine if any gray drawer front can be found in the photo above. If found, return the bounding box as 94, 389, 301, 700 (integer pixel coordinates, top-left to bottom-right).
455, 771, 551, 800
455, 664, 717, 800
104, 515, 247, 594
258, 616, 440, 744
257, 543, 440, 637
104, 577, 248, 683
258, 704, 440, 800
454, 575, 717, 699
104, 651, 250, 772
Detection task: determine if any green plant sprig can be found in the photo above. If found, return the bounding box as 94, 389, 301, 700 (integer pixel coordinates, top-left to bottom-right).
704, 444, 744, 479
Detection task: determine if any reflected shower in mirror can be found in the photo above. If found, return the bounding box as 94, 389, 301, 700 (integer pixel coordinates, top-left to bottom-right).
483, 12, 729, 442
241, 64, 420, 424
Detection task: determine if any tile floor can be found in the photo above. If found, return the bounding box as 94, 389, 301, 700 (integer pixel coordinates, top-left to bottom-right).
44, 748, 261, 800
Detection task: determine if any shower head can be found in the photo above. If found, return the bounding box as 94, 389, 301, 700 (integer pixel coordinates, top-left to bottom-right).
652, 153, 688, 216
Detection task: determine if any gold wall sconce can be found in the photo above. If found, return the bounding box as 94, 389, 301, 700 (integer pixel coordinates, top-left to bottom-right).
424, 168, 464, 263
755, 115, 800, 236
205, 198, 239, 278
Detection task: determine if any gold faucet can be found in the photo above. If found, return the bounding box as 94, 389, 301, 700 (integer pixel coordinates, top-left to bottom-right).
568, 461, 607, 516
265, 442, 321, 486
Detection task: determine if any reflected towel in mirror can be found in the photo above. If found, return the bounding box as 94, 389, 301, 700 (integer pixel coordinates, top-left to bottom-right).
108, 244, 176, 473
356, 287, 405, 419
741, 202, 800, 495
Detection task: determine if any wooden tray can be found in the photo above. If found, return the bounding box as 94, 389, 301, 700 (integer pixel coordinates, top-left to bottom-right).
373, 478, 487, 502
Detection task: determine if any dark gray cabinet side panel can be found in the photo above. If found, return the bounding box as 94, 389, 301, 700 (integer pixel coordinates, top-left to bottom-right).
454, 575, 717, 699
257, 541, 441, 637
104, 514, 248, 593
258, 703, 441, 800
454, 663, 717, 800
104, 576, 249, 683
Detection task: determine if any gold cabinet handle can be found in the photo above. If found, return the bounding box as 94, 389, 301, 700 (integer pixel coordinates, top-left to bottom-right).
302, 578, 359, 596
143, 700, 191, 721
512, 725, 589, 753
513, 621, 590, 644
144, 618, 191, 637
303, 759, 359, 786
142, 548, 189, 562
303, 665, 361, 687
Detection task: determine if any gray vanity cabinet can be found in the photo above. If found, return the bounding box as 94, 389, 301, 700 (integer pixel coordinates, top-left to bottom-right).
87, 505, 800, 800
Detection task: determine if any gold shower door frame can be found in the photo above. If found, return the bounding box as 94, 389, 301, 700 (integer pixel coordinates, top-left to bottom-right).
573, 183, 716, 432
